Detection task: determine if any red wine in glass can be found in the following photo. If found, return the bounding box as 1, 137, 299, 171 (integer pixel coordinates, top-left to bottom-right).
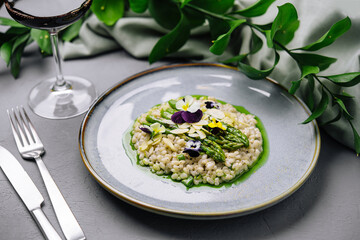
5, 0, 97, 119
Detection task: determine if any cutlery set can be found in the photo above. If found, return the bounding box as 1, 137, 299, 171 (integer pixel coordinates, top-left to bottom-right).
0, 107, 85, 240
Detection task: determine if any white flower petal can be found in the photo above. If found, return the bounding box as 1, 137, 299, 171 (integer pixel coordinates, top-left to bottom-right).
184, 95, 194, 105
187, 101, 200, 113
159, 125, 166, 133
176, 99, 186, 110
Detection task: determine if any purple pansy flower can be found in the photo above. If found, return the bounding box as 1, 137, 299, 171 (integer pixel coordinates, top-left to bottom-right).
139, 125, 152, 134
181, 109, 203, 123
183, 140, 201, 158
171, 111, 186, 124
205, 101, 219, 109
170, 96, 203, 124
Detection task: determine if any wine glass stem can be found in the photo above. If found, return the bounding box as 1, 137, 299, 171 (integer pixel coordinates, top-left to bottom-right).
49, 30, 67, 91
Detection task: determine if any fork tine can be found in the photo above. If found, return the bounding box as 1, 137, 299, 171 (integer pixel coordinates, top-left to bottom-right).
17, 106, 36, 144
13, 108, 31, 146
13, 107, 31, 146
20, 106, 43, 145
7, 109, 24, 148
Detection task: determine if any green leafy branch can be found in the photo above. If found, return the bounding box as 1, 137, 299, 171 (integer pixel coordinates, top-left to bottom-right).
137, 0, 360, 154
0, 11, 88, 77
0, 0, 359, 154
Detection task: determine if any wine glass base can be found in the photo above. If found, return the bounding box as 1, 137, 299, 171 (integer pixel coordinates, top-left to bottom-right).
28, 76, 97, 119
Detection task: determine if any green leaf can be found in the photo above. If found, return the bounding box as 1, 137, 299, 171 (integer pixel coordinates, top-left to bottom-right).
210, 19, 246, 55
349, 121, 360, 155
149, 12, 190, 64
289, 79, 302, 95
0, 41, 13, 66
298, 17, 351, 51
254, 23, 273, 31
320, 110, 342, 126
334, 91, 355, 100
302, 89, 329, 124
322, 72, 360, 87
30, 29, 52, 55
10, 42, 26, 78
61, 20, 83, 42
290, 66, 319, 95
149, 0, 180, 30
238, 51, 280, 79
300, 65, 320, 79
182, 5, 205, 29
335, 98, 353, 119
190, 0, 235, 14
249, 29, 263, 54
91, 0, 124, 26
290, 53, 337, 71
271, 3, 299, 46
12, 34, 30, 53
232, 0, 276, 17
265, 30, 273, 48
0, 17, 25, 28
129, 0, 148, 13
305, 75, 315, 111
6, 27, 30, 35
222, 54, 248, 64
289, 66, 319, 95
206, 16, 230, 40
180, 0, 193, 8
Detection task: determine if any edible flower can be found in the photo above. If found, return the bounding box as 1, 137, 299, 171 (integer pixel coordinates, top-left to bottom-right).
171, 96, 203, 124
150, 123, 165, 136
176, 95, 200, 113
139, 123, 165, 138
208, 118, 226, 130
183, 140, 201, 158
139, 125, 152, 134
204, 101, 219, 109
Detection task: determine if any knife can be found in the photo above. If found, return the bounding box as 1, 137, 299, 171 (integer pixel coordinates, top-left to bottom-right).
0, 146, 62, 240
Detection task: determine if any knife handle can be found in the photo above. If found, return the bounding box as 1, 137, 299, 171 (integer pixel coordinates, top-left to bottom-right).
31, 208, 62, 240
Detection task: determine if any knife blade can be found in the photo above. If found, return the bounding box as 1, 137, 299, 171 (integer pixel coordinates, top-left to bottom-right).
0, 146, 62, 240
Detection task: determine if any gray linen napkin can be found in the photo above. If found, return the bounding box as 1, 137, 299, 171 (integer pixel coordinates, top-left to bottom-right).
62, 0, 360, 151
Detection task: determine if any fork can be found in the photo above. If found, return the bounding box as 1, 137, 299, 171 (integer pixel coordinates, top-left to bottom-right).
7, 106, 86, 240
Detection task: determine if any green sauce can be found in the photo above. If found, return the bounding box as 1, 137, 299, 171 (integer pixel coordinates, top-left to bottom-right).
123, 96, 269, 189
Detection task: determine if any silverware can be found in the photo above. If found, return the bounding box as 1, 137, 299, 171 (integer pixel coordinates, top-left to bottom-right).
7, 107, 86, 240
0, 145, 62, 240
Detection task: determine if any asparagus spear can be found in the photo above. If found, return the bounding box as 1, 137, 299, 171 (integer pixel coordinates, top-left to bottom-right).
200, 138, 226, 162
168, 99, 177, 109
160, 108, 176, 120
225, 125, 249, 147
146, 115, 176, 129
207, 135, 245, 151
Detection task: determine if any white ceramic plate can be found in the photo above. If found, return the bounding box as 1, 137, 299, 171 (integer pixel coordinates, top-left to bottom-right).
79, 63, 320, 219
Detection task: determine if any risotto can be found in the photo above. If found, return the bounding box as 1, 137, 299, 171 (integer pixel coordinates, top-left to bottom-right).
130, 96, 263, 188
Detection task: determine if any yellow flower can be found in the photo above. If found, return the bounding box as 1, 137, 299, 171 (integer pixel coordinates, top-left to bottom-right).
208, 118, 226, 130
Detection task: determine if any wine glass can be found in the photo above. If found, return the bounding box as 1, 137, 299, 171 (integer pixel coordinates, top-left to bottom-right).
5, 0, 97, 119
